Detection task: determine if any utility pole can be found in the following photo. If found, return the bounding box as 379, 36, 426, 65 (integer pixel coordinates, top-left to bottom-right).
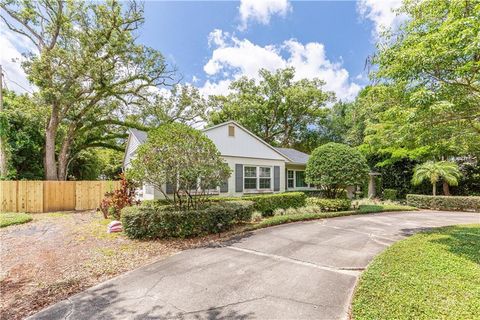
0, 64, 7, 177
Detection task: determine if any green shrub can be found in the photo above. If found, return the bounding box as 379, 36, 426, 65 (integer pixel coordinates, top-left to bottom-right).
244, 192, 306, 215
383, 189, 398, 201
406, 194, 480, 212
250, 211, 263, 222
210, 192, 306, 216
121, 200, 254, 239
300, 189, 348, 199
305, 198, 352, 211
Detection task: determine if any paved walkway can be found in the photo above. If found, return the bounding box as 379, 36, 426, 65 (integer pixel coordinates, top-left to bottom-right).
30, 210, 479, 320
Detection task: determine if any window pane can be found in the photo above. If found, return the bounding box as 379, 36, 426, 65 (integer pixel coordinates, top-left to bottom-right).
295, 171, 308, 188
259, 178, 271, 189
287, 170, 294, 179
245, 166, 257, 177
287, 179, 294, 188
259, 167, 271, 177
244, 178, 257, 189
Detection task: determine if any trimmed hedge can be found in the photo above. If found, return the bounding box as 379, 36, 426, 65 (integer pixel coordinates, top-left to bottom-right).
305, 197, 352, 212
122, 200, 254, 239
406, 194, 480, 212
210, 192, 307, 216
383, 189, 397, 201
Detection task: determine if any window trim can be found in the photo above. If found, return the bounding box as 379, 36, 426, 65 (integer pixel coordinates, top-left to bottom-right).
244, 165, 273, 191
287, 169, 311, 189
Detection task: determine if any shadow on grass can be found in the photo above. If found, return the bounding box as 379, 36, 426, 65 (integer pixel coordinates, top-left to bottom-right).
429, 225, 480, 265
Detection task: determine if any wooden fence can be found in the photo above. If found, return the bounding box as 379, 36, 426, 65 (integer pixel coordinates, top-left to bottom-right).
0, 180, 120, 213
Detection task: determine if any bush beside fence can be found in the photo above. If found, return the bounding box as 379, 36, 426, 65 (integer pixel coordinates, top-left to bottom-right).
406, 194, 480, 212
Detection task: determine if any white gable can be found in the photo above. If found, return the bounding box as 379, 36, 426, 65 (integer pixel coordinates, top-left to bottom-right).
123, 134, 141, 168
203, 122, 289, 161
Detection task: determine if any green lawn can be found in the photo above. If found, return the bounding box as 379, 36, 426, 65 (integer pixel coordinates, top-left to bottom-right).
0, 212, 33, 228
352, 224, 480, 320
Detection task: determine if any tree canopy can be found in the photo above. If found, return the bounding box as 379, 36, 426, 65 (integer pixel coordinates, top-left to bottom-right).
208, 68, 334, 151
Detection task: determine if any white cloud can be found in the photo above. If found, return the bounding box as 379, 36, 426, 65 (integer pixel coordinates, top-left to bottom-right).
200, 30, 360, 101
357, 0, 406, 38
238, 0, 291, 31
0, 24, 37, 93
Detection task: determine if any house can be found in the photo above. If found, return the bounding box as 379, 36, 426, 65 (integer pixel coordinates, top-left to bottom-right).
123, 121, 316, 200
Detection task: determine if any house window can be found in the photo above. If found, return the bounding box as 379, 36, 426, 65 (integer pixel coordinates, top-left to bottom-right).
244, 166, 257, 189
259, 167, 271, 189
244, 166, 272, 190
287, 170, 309, 189
295, 171, 308, 188
287, 170, 294, 188
228, 125, 235, 137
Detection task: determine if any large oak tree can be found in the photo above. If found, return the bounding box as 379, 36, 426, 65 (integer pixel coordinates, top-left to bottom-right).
1, 0, 174, 180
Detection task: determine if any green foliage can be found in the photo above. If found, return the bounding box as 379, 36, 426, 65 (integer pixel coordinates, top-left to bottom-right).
357, 204, 416, 213
383, 189, 397, 201
353, 225, 480, 320
121, 200, 254, 239
2, 90, 46, 180
127, 123, 231, 210
208, 68, 333, 151
209, 192, 307, 216
305, 197, 352, 212
406, 194, 480, 212
452, 161, 480, 196
412, 161, 462, 196
306, 143, 370, 198
0, 212, 33, 228
1, 0, 174, 180
358, 0, 480, 162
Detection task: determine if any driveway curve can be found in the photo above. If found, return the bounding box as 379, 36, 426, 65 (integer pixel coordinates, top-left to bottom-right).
30, 210, 479, 320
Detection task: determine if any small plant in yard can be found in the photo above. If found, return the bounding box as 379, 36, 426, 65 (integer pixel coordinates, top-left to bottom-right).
250, 211, 263, 222
99, 174, 139, 220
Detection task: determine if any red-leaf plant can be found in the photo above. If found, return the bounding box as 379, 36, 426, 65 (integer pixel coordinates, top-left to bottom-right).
99, 173, 139, 220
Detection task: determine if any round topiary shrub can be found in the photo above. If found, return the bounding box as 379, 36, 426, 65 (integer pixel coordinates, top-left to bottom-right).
305, 142, 370, 198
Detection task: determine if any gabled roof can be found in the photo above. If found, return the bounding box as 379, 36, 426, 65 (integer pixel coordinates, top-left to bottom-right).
124, 121, 312, 165
274, 147, 310, 165
129, 128, 147, 144
203, 120, 292, 162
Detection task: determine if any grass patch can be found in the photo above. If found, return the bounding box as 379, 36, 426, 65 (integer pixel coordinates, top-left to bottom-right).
352, 224, 480, 320
0, 212, 33, 228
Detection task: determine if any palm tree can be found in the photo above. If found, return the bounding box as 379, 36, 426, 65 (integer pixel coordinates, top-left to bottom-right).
412, 161, 461, 196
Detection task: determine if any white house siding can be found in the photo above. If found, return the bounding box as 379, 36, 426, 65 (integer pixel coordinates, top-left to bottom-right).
219, 156, 286, 197
123, 135, 141, 168
204, 123, 287, 161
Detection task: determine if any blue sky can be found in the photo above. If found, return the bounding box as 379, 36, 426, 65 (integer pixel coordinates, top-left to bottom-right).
1, 0, 403, 101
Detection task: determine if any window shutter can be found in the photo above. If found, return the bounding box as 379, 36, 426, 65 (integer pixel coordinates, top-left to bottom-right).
220, 179, 228, 193
166, 182, 174, 194
274, 166, 280, 191
285, 168, 288, 189
235, 164, 243, 192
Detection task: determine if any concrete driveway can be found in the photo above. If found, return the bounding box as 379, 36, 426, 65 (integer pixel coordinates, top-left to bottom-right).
30, 210, 479, 320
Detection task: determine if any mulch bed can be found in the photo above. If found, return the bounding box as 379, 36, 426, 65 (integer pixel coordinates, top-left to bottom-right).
0, 211, 243, 320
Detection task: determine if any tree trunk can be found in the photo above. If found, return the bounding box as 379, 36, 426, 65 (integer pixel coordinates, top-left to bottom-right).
0, 136, 6, 178
442, 181, 451, 196
44, 114, 59, 180
432, 183, 436, 196
57, 129, 75, 181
